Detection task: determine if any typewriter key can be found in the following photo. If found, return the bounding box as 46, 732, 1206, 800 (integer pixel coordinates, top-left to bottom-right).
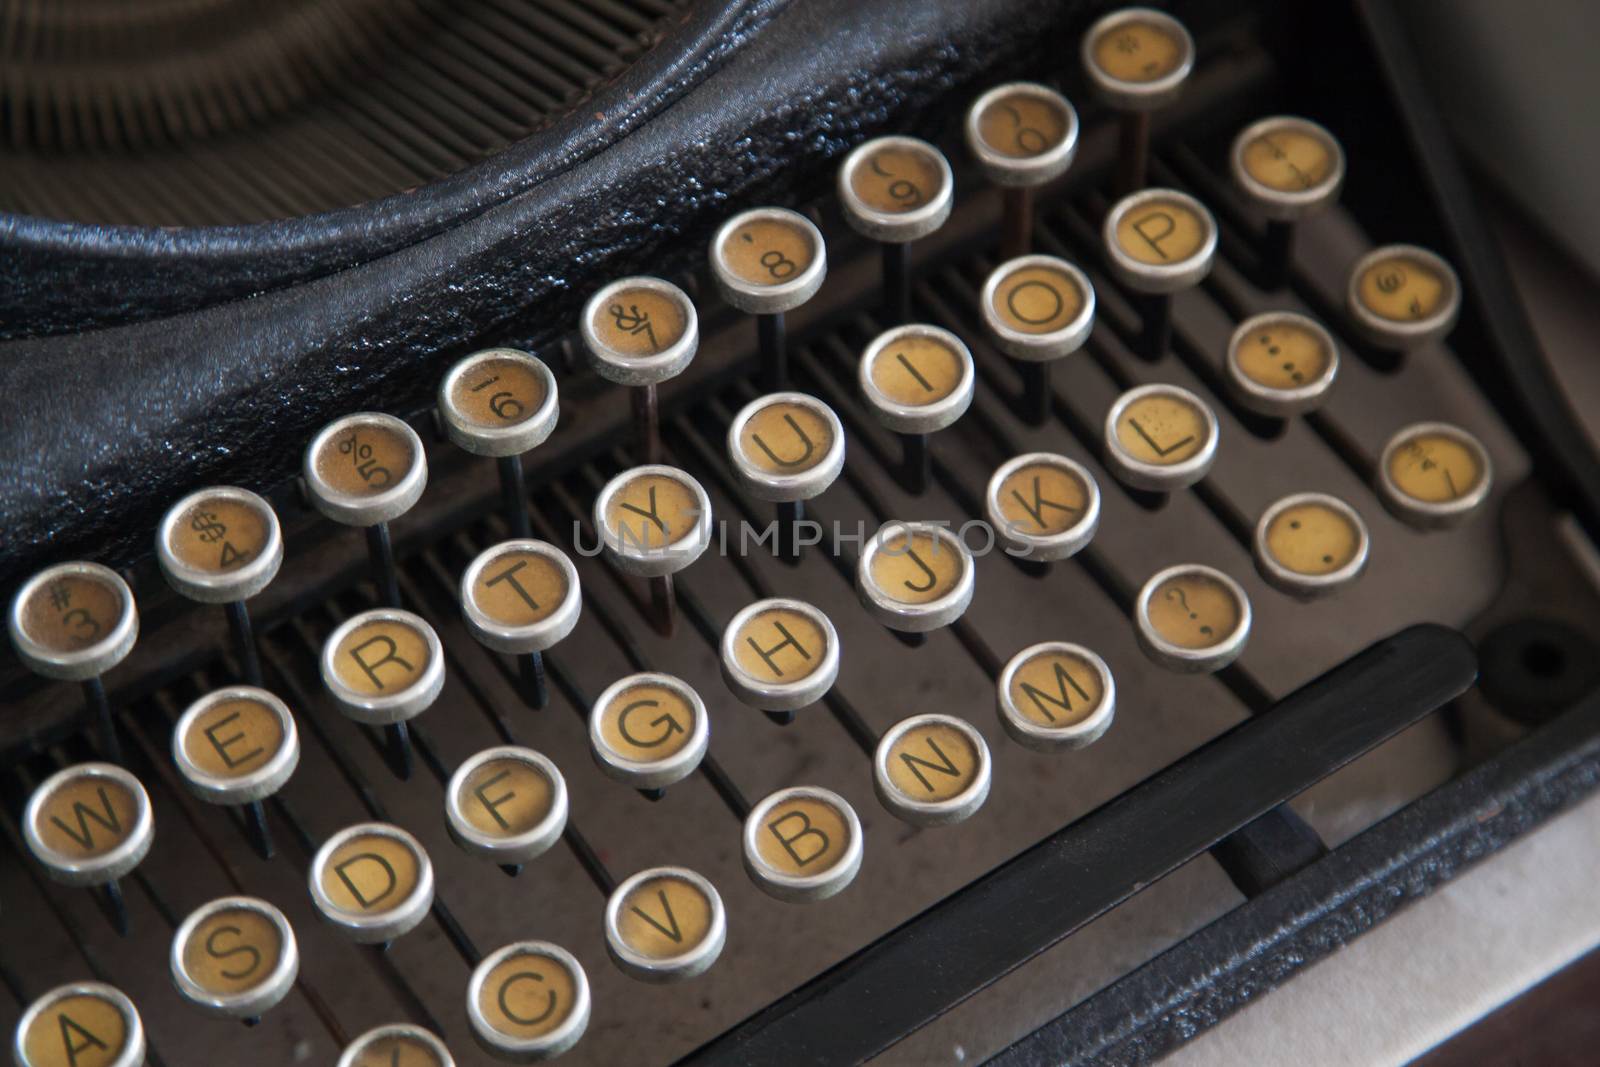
604, 866, 726, 982
1083, 7, 1194, 194
9, 562, 138, 765
710, 206, 826, 390
1254, 492, 1370, 597
857, 522, 975, 635
310, 822, 434, 945
980, 255, 1096, 426
996, 642, 1116, 752
1230, 116, 1345, 288
590, 673, 709, 789
726, 392, 845, 562
1135, 564, 1252, 673
170, 896, 298, 1022
873, 714, 991, 827
858, 324, 975, 494
837, 136, 954, 324
320, 608, 443, 780
438, 348, 559, 540
594, 465, 712, 637
986, 453, 1101, 563
304, 412, 428, 608
460, 540, 582, 711
25, 762, 152, 887
1104, 383, 1218, 494
1377, 421, 1493, 529
581, 277, 698, 465
172, 687, 299, 860
1347, 244, 1462, 354
467, 941, 590, 1062
157, 486, 281, 685
1225, 311, 1339, 419
743, 786, 862, 902
445, 746, 568, 867
721, 599, 840, 714
1104, 188, 1217, 361
338, 1024, 454, 1067
966, 82, 1080, 259
13, 981, 145, 1067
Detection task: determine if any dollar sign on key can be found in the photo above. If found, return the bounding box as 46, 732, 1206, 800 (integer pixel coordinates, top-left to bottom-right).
192, 510, 227, 543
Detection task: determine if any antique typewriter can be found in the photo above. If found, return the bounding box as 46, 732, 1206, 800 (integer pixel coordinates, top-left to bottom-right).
6, 1, 1600, 1064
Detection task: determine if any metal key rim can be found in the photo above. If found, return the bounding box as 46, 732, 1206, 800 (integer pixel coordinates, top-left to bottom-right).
979, 254, 1097, 362
1375, 420, 1494, 529
996, 641, 1118, 752
1253, 491, 1371, 597
466, 941, 591, 1062
742, 785, 863, 902
603, 866, 727, 982
855, 522, 976, 633
459, 540, 583, 654
1134, 563, 1253, 673
589, 672, 710, 789
13, 981, 146, 1067
719, 598, 841, 711
23, 761, 153, 886
1102, 187, 1218, 294
1229, 114, 1346, 221
336, 1023, 455, 1067
308, 822, 435, 944
725, 392, 846, 502
857, 323, 976, 435
592, 465, 714, 577
444, 746, 568, 864
170, 895, 299, 1019
1225, 311, 1340, 417
1103, 383, 1219, 492
156, 486, 284, 603
171, 686, 301, 804
302, 412, 429, 527
872, 713, 992, 826
836, 135, 954, 243
965, 81, 1081, 188
984, 452, 1102, 561
580, 277, 700, 387
319, 608, 445, 725
437, 348, 560, 458
1081, 6, 1195, 112
1345, 243, 1462, 350
8, 561, 139, 682
708, 207, 827, 315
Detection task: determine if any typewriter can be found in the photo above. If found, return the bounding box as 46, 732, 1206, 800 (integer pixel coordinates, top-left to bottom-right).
6, 0, 1600, 1064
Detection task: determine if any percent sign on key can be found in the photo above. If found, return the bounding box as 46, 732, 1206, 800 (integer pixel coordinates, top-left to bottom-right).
340, 433, 393, 488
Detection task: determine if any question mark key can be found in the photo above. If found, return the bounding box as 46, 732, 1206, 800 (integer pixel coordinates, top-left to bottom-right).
1135, 564, 1252, 673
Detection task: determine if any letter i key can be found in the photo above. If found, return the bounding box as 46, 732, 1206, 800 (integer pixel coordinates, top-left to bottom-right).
438, 348, 560, 540
304, 412, 428, 609
173, 687, 300, 860
157, 486, 283, 685
320, 609, 445, 780
858, 324, 975, 494
460, 541, 583, 711
9, 562, 138, 765
23, 762, 154, 936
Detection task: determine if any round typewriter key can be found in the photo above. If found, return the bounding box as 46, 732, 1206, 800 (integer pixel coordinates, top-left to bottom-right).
1104, 383, 1218, 493
582, 277, 698, 465
857, 522, 975, 634
170, 896, 298, 1021
1135, 564, 1252, 673
981, 254, 1095, 425
305, 412, 427, 607
467, 941, 590, 1062
590, 673, 709, 789
1377, 421, 1493, 529
604, 866, 726, 982
10, 562, 138, 764
14, 981, 144, 1067
727, 392, 844, 562
439, 348, 559, 539
997, 642, 1116, 751
321, 608, 442, 780
1231, 116, 1345, 287
594, 465, 711, 636
1254, 492, 1370, 597
24, 763, 152, 889
859, 324, 974, 494
461, 540, 582, 711
873, 714, 991, 827
986, 453, 1100, 563
157, 486, 281, 686
310, 822, 434, 945
1225, 311, 1339, 418
173, 686, 299, 860
1347, 244, 1462, 353
711, 206, 826, 390
721, 599, 840, 714
838, 136, 953, 323
966, 82, 1080, 258
338, 1023, 455, 1067
1083, 7, 1194, 193
445, 747, 567, 866
1104, 188, 1217, 360
743, 786, 862, 902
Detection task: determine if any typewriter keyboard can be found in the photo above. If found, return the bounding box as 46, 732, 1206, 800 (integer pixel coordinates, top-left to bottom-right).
2, 7, 1531, 1065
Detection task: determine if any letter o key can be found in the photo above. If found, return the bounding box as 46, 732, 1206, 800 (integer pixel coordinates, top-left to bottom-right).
309, 823, 435, 944
742, 785, 863, 903
467, 941, 590, 1062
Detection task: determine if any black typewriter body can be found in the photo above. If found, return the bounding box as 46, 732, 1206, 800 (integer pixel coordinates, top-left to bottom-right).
4, 1, 1600, 1065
